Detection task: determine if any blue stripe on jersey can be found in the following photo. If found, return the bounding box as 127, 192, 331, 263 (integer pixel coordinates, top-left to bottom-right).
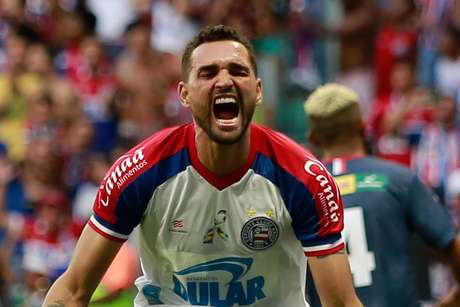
251, 153, 322, 246
103, 148, 191, 236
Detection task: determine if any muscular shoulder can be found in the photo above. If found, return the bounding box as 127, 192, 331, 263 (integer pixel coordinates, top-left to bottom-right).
252, 124, 316, 168
252, 125, 342, 226
93, 124, 192, 225
105, 124, 189, 190
135, 124, 192, 161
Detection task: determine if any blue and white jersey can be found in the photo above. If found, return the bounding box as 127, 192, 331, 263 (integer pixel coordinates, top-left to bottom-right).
89, 123, 345, 307
307, 155, 457, 307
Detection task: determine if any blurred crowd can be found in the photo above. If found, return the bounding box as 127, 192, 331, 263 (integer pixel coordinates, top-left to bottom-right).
0, 0, 460, 306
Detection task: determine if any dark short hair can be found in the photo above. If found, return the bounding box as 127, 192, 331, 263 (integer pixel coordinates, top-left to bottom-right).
181, 25, 257, 80
124, 18, 149, 35
446, 22, 460, 44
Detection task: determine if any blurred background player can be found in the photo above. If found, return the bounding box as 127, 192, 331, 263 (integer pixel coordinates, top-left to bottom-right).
304, 83, 460, 307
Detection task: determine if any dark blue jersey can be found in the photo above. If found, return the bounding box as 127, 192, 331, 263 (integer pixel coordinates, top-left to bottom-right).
307, 156, 457, 307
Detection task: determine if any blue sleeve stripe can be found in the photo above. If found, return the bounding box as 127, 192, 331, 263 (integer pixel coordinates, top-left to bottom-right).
251, 153, 321, 241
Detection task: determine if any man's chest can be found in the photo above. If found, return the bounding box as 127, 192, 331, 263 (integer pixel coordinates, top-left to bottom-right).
139, 168, 292, 254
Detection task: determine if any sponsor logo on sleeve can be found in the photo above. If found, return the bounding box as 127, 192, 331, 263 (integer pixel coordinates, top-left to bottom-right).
304, 160, 341, 223
172, 257, 266, 306
99, 148, 147, 207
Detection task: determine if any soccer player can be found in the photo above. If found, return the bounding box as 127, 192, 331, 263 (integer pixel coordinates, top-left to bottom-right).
42, 26, 362, 307
304, 83, 460, 307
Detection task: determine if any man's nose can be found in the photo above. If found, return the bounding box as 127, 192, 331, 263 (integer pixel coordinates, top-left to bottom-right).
215, 70, 234, 89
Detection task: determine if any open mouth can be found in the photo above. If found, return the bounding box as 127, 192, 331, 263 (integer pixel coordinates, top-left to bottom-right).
213, 96, 240, 123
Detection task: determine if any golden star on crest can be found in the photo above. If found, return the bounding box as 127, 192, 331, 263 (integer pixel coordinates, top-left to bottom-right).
265, 209, 274, 218
247, 208, 257, 217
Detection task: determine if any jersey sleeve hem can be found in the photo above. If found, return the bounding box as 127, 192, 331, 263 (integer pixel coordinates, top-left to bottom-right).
89, 216, 128, 242
303, 238, 345, 257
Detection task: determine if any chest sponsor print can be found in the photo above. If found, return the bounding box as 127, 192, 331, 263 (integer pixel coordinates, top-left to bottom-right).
172, 257, 266, 306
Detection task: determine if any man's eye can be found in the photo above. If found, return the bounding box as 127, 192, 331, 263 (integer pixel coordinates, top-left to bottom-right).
199, 71, 214, 78
234, 70, 248, 76
230, 68, 249, 76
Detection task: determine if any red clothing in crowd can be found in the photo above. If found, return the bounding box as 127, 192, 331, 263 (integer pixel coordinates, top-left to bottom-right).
374, 25, 418, 97
23, 215, 83, 281
371, 93, 434, 166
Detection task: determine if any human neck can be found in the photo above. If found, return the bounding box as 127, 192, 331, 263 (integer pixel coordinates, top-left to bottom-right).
321, 139, 366, 161
195, 128, 251, 176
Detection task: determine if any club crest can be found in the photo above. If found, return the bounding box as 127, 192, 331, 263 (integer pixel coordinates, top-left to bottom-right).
241, 217, 279, 250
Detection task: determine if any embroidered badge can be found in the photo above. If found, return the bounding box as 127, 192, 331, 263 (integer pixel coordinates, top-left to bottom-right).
241, 216, 279, 250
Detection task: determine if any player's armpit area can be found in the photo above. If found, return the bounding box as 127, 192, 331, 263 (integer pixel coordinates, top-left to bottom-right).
309, 250, 363, 307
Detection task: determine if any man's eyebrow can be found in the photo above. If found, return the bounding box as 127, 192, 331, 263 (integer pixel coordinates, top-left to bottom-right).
197, 62, 250, 72
197, 64, 219, 73
228, 62, 250, 72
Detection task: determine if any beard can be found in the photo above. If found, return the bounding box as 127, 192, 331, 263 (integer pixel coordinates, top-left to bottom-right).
193, 100, 255, 145
195, 114, 252, 145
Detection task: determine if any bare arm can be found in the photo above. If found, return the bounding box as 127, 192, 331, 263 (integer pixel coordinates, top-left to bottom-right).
42, 224, 123, 307
438, 236, 460, 307
309, 250, 363, 307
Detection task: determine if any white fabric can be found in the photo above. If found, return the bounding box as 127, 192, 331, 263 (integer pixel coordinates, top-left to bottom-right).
435, 57, 460, 97
87, 0, 135, 42
130, 167, 310, 306
150, 0, 198, 53
73, 182, 98, 221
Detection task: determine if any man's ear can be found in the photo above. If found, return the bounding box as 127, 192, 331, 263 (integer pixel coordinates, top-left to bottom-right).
307, 130, 319, 147
178, 81, 189, 107
255, 78, 263, 105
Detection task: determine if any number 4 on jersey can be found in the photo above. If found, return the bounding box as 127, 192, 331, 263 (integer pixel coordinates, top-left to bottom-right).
343, 207, 376, 287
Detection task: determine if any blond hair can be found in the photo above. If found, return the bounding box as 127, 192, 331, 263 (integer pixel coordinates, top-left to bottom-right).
304, 83, 363, 146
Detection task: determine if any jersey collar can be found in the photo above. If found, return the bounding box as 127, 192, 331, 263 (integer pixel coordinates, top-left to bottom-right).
187, 124, 258, 190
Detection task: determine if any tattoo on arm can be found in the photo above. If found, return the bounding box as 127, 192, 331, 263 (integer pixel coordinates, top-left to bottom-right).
46, 301, 65, 307
316, 249, 346, 259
